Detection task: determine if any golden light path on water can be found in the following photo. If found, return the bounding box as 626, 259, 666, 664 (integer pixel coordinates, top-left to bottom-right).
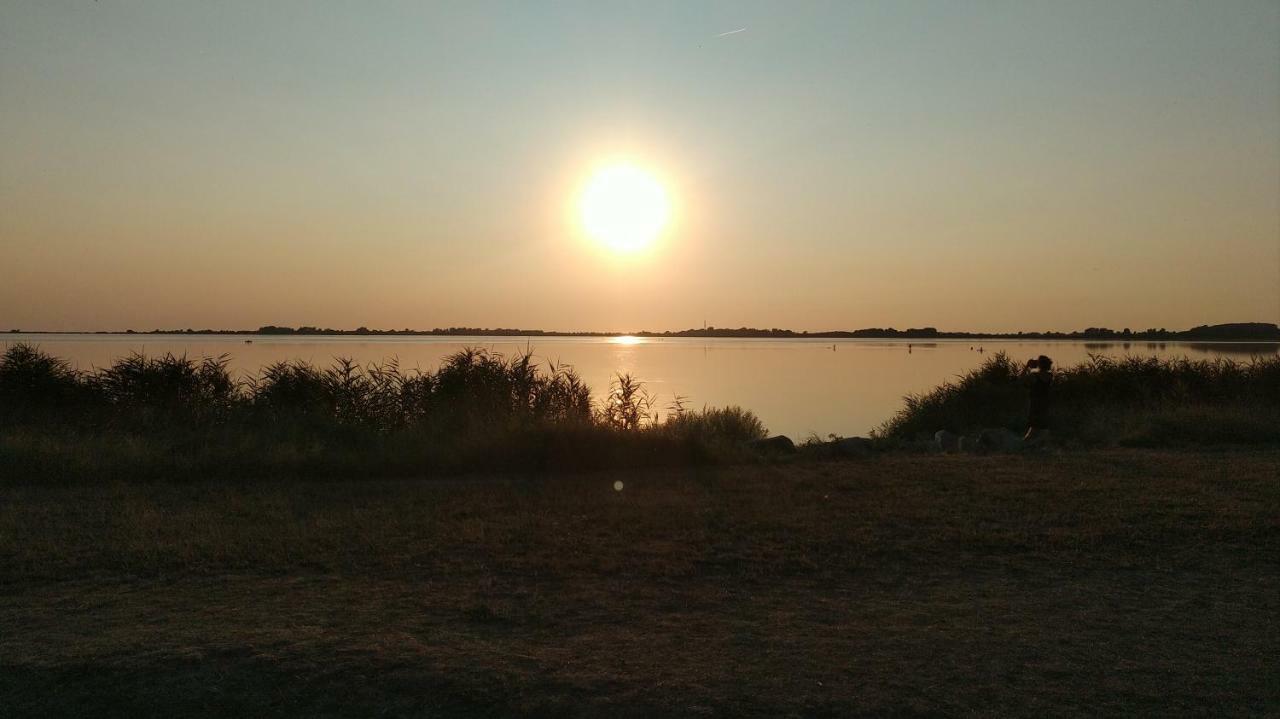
5, 334, 1274, 439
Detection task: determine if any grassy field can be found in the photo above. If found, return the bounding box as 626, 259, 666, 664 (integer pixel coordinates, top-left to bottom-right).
2, 450, 1277, 717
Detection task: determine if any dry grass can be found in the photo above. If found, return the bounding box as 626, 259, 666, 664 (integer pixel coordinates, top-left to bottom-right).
1, 450, 1277, 717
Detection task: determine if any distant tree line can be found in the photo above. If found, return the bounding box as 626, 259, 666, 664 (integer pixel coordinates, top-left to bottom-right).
10, 323, 1280, 341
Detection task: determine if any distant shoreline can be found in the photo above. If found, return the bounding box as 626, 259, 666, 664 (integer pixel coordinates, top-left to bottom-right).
5, 322, 1280, 342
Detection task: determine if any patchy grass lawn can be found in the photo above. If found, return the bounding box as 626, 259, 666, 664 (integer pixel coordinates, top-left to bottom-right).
1, 450, 1277, 717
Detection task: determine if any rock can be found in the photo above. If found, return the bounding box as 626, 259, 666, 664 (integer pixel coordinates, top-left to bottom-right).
976, 427, 1023, 452
834, 436, 875, 457
749, 435, 797, 454
933, 430, 960, 453
905, 433, 936, 453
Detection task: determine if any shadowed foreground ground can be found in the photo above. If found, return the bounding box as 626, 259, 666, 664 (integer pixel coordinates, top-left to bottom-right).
2, 451, 1277, 717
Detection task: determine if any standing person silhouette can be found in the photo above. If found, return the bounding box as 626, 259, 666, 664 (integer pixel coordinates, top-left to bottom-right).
1024, 355, 1053, 441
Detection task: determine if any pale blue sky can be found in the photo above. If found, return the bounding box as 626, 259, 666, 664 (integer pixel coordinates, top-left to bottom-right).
2, 1, 1277, 331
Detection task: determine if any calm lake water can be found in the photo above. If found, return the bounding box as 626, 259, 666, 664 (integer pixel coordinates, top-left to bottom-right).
6, 334, 1276, 438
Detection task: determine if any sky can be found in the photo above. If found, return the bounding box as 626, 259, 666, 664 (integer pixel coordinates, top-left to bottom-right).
1, 1, 1277, 333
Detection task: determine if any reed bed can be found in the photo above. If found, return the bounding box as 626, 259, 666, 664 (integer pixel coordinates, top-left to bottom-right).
0, 344, 765, 481
877, 351, 1280, 446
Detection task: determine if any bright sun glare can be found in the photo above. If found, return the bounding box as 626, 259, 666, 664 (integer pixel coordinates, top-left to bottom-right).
578, 164, 671, 254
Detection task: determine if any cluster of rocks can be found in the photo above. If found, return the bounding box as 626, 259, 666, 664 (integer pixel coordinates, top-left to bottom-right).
747, 435, 799, 453
744, 430, 1040, 457
931, 427, 1041, 453
746, 435, 878, 456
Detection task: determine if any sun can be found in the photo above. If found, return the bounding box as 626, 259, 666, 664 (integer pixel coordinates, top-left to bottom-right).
578, 163, 671, 254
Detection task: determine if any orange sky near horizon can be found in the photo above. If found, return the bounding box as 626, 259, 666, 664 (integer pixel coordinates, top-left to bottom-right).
1, 2, 1277, 333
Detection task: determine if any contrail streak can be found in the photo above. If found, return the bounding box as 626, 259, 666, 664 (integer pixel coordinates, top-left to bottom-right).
716, 28, 746, 37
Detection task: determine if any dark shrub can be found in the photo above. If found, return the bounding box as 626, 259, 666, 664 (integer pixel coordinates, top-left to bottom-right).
0, 344, 95, 424
95, 352, 236, 425
597, 373, 653, 430
248, 361, 336, 418
659, 406, 767, 445
878, 352, 1280, 446
0, 344, 83, 408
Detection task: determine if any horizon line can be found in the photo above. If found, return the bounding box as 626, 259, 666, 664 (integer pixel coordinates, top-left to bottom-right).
5, 321, 1279, 340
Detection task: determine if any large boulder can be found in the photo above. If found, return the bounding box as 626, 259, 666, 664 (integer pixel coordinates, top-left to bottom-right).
834, 436, 875, 457
749, 435, 797, 454
976, 427, 1023, 452
933, 430, 960, 453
